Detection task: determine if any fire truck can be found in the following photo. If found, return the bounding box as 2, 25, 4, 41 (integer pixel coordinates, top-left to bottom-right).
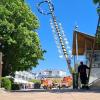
41, 76, 72, 89
41, 79, 53, 89
59, 76, 72, 88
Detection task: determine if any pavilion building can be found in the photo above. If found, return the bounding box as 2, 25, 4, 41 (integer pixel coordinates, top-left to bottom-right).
72, 30, 100, 88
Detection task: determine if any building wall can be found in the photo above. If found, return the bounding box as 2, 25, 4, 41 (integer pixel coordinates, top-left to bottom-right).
36, 70, 67, 79
14, 71, 35, 83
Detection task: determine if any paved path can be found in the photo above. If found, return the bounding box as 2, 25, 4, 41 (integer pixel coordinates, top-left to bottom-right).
0, 89, 100, 100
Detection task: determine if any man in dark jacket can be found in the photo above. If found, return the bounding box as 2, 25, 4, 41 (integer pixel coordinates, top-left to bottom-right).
78, 61, 90, 89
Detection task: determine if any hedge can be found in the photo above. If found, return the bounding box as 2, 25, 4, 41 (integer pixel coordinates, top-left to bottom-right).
1, 77, 12, 90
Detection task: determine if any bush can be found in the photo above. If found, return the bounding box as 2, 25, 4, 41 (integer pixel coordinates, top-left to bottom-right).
11, 84, 20, 90
30, 79, 41, 84
1, 77, 11, 90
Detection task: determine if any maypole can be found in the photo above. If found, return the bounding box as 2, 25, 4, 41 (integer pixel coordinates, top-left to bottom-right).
37, 0, 72, 74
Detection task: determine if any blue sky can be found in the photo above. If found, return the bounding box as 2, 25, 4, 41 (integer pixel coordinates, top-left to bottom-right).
26, 0, 98, 75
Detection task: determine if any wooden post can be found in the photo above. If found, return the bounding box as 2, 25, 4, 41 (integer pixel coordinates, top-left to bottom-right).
0, 52, 2, 88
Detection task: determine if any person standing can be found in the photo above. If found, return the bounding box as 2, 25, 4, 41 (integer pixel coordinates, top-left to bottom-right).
78, 61, 90, 89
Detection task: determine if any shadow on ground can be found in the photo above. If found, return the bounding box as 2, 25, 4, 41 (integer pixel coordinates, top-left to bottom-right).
11, 88, 100, 93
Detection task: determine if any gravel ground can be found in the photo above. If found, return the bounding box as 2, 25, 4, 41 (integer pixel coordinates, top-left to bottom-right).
0, 89, 100, 100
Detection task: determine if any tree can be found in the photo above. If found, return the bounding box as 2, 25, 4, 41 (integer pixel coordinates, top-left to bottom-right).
0, 0, 45, 76
93, 0, 100, 4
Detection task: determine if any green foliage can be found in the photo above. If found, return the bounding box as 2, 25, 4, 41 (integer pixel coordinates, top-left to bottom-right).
93, 0, 100, 4
93, 0, 100, 14
0, 0, 45, 76
1, 77, 12, 90
30, 79, 41, 84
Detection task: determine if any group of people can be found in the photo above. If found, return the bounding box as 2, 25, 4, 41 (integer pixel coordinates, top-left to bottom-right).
78, 61, 90, 89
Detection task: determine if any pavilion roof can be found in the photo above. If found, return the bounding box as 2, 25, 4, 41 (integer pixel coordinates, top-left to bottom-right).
72, 31, 100, 55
